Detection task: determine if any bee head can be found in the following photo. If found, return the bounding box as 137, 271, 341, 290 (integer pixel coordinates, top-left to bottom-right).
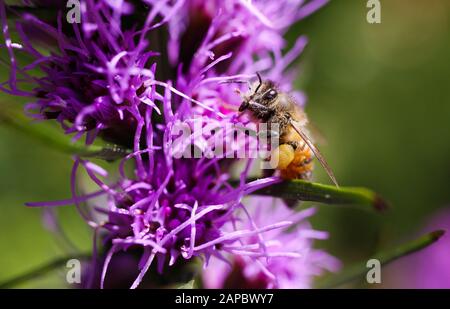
238, 73, 278, 112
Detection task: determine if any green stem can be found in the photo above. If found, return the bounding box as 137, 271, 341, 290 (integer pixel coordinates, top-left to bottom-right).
244, 179, 388, 212
316, 230, 446, 288
176, 279, 195, 289
0, 107, 129, 160
0, 254, 91, 289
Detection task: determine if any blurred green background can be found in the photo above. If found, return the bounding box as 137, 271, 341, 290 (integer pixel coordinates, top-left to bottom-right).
296, 0, 450, 287
1, 0, 450, 287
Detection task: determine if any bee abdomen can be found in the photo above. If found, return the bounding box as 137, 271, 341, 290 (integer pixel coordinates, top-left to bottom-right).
279, 146, 314, 180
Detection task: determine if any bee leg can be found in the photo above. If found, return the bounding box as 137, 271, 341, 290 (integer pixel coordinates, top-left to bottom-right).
248, 103, 275, 121
238, 101, 249, 112
234, 125, 258, 137
287, 140, 299, 150
259, 110, 275, 122
262, 167, 276, 178
287, 140, 308, 151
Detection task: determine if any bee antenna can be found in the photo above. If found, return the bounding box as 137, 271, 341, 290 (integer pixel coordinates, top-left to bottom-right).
220, 80, 247, 85
254, 72, 263, 94
221, 79, 253, 91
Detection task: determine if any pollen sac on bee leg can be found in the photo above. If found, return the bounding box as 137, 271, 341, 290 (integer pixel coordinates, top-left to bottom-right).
270, 144, 295, 170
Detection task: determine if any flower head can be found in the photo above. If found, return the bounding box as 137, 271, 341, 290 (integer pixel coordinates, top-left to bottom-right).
1, 0, 337, 289
202, 197, 341, 289
1, 1, 172, 145
1, 0, 324, 143
74, 95, 284, 288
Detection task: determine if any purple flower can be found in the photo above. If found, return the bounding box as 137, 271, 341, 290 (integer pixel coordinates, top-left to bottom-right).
202, 197, 341, 289
171, 0, 320, 116
2, 0, 337, 289
70, 106, 284, 288
0, 0, 323, 143
1, 1, 166, 145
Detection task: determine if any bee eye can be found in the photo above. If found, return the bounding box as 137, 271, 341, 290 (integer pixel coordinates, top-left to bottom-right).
264, 89, 277, 100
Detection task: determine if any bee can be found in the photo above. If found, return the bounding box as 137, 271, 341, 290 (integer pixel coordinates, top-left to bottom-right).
237, 73, 338, 186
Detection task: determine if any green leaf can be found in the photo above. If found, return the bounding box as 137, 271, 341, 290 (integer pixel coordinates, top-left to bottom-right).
0, 253, 91, 289
243, 179, 388, 212
0, 107, 130, 160
316, 230, 446, 288
177, 279, 195, 289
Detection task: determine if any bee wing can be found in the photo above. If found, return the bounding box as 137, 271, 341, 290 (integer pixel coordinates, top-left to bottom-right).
305, 121, 328, 146
290, 120, 339, 187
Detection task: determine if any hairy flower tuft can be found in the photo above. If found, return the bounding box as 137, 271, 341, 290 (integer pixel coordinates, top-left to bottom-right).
1, 0, 337, 289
